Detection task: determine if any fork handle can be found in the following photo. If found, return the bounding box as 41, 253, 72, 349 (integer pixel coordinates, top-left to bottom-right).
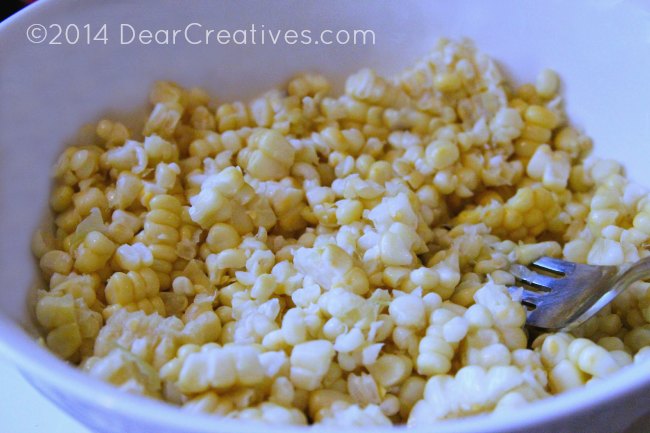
618, 256, 650, 285
565, 256, 650, 331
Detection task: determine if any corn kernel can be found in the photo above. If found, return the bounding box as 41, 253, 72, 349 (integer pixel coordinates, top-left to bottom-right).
525, 105, 559, 129
536, 69, 559, 98
434, 72, 462, 92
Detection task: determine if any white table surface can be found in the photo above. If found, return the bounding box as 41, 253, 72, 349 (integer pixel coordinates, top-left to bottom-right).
1, 353, 647, 433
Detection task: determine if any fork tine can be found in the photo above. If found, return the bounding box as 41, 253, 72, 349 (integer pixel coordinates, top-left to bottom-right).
531, 257, 574, 275
509, 285, 545, 307
521, 289, 545, 307
510, 264, 561, 291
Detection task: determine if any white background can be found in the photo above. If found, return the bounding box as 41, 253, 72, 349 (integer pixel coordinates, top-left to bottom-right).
0, 353, 648, 433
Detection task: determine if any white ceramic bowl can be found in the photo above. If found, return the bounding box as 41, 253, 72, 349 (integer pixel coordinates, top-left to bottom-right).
1, 1, 650, 432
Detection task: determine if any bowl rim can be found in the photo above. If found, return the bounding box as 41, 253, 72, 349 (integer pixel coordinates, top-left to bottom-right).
1, 0, 649, 432
2, 314, 650, 433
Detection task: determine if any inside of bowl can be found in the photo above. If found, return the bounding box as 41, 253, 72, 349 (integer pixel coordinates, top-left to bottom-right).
1, 4, 650, 430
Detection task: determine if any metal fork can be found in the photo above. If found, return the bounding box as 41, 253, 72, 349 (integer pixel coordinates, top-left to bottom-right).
509, 256, 650, 331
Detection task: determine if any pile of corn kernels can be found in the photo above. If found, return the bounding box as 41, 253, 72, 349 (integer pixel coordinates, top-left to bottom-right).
32, 39, 650, 426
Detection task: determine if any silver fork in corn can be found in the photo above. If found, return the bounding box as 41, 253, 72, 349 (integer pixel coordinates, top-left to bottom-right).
510, 256, 650, 331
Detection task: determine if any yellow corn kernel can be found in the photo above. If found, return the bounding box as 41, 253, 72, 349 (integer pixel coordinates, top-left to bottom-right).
368, 161, 393, 184
40, 250, 73, 276
514, 139, 542, 158
308, 390, 354, 420
368, 354, 413, 387
74, 231, 116, 273
455, 208, 480, 225
288, 73, 330, 98
553, 126, 579, 154
50, 185, 74, 212
525, 105, 559, 130
633, 212, 650, 235
425, 140, 459, 170
389, 294, 426, 329
345, 68, 407, 107
96, 119, 129, 146
382, 267, 410, 289
515, 242, 561, 264
516, 83, 537, 102
509, 98, 528, 115
335, 199, 363, 225
47, 322, 82, 359
416, 336, 452, 375
206, 223, 241, 253
144, 102, 183, 137
105, 268, 160, 307
475, 191, 503, 206
143, 135, 175, 164
398, 376, 426, 419
434, 72, 462, 92
69, 149, 99, 179
240, 129, 296, 181
483, 207, 504, 228
290, 340, 335, 391
191, 106, 216, 131
521, 124, 552, 143
113, 243, 153, 271
523, 208, 544, 228
508, 188, 535, 213
73, 188, 108, 217
380, 229, 415, 266
149, 81, 184, 104
32, 229, 57, 259
536, 69, 559, 98
36, 294, 76, 329
410, 268, 439, 292
549, 360, 587, 393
